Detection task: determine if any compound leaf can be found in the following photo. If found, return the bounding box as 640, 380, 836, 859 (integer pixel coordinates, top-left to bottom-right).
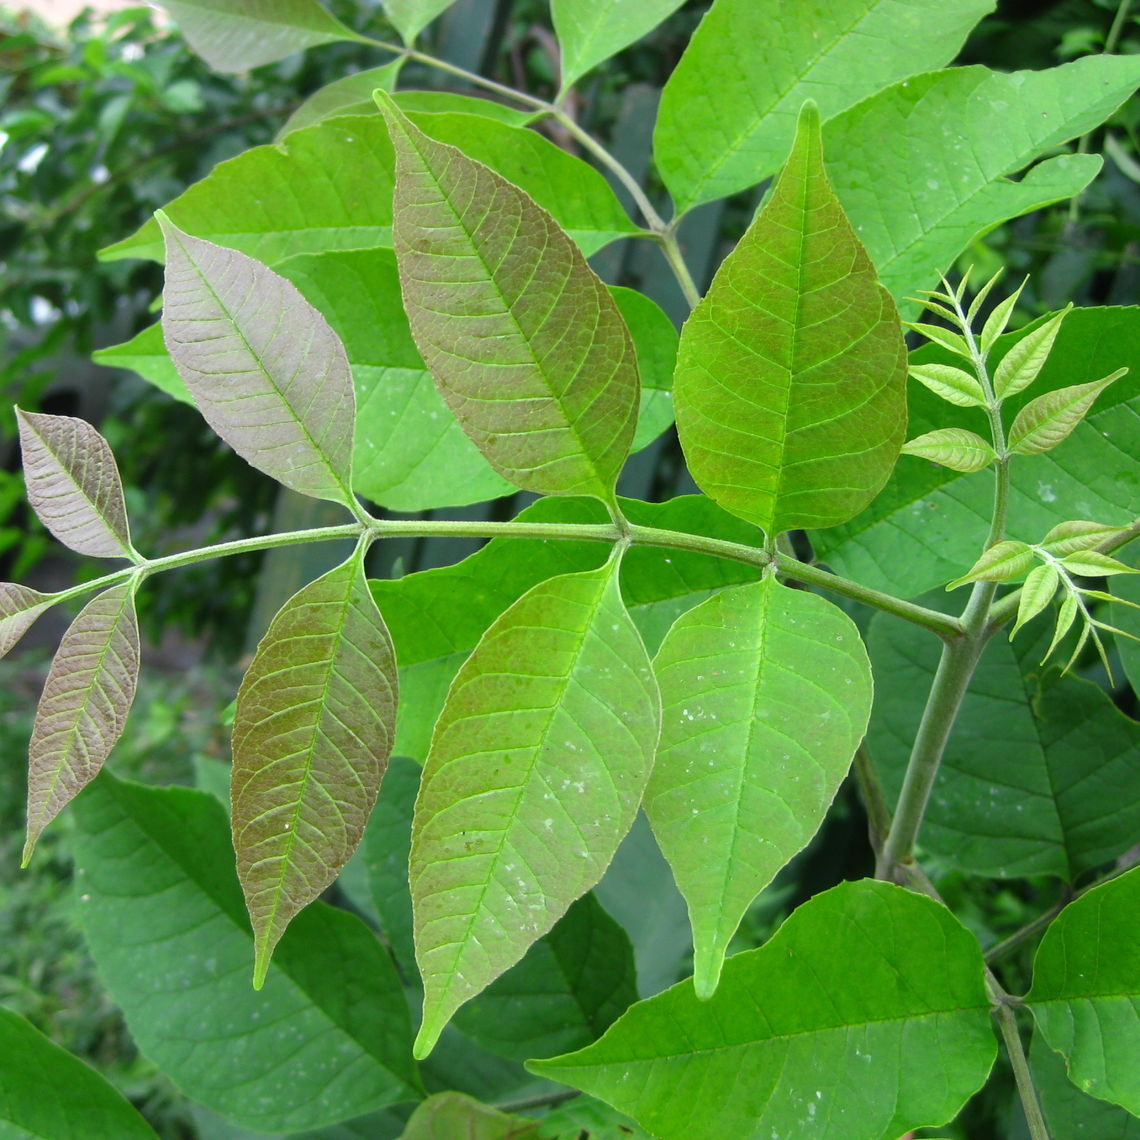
0, 582, 50, 659
645, 576, 873, 997
232, 548, 397, 987
23, 581, 140, 866
0, 1007, 160, 1139
411, 556, 660, 1058
1027, 868, 1140, 1114
162, 0, 362, 72
16, 409, 135, 559
673, 102, 906, 537
654, 0, 991, 213
813, 307, 1139, 598
72, 773, 419, 1133
159, 214, 358, 509
379, 96, 639, 507
553, 0, 686, 94
531, 880, 996, 1140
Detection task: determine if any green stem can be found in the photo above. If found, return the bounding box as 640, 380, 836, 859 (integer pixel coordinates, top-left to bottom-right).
985, 891, 1072, 965
38, 517, 961, 638
656, 226, 703, 308
996, 1001, 1052, 1140
853, 744, 892, 855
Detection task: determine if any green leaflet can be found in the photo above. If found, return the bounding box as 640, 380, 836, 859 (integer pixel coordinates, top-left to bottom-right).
159, 216, 359, 511
232, 549, 397, 986
645, 576, 873, 997
0, 1007, 160, 1138
24, 581, 140, 866
163, 0, 363, 73
654, 0, 991, 213
371, 495, 763, 761
552, 0, 686, 94
1008, 370, 1126, 456
901, 427, 995, 473
814, 307, 1140, 598
71, 774, 420, 1132
825, 56, 1140, 312
379, 97, 639, 507
93, 321, 191, 404
866, 614, 1140, 879
530, 880, 996, 1140
1030, 1031, 1140, 1139
382, 0, 458, 43
673, 102, 906, 538
1027, 868, 1140, 1115
410, 556, 660, 1057
1112, 571, 1140, 696
16, 409, 136, 559
103, 108, 636, 266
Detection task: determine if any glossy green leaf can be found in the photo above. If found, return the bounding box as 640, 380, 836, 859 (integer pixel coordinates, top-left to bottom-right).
947, 540, 1035, 589
410, 556, 660, 1058
454, 892, 638, 1062
379, 97, 639, 506
907, 362, 987, 408
23, 581, 140, 866
813, 307, 1140, 598
16, 409, 135, 559
531, 880, 996, 1140
93, 321, 192, 403
903, 322, 972, 360
104, 108, 634, 266
1031, 1030, 1140, 1139
673, 102, 906, 537
279, 62, 403, 136
0, 1006, 160, 1138
645, 576, 872, 997
866, 615, 1140, 879
160, 215, 359, 509
1027, 867, 1140, 1114
383, 0, 457, 43
72, 773, 420, 1132
1008, 370, 1126, 456
553, 0, 686, 93
979, 275, 1027, 353
993, 304, 1071, 401
901, 428, 995, 473
232, 549, 397, 986
0, 581, 50, 659
654, 0, 991, 213
372, 495, 762, 761
825, 56, 1140, 310
399, 1093, 538, 1140
162, 0, 363, 72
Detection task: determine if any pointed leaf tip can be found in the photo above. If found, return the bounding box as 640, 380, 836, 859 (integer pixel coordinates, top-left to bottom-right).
24, 582, 140, 863
159, 215, 358, 508
232, 551, 397, 983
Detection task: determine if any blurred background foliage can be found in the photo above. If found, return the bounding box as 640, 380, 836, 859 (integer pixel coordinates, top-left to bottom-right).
0, 0, 1136, 1136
